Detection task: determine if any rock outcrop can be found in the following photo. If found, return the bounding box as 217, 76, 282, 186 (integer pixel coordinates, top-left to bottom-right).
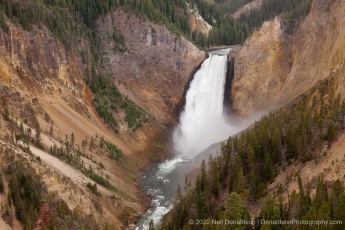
187, 7, 212, 35
231, 17, 292, 114
232, 0, 263, 20
230, 0, 345, 114
96, 10, 205, 122
0, 24, 90, 119
33, 202, 52, 230
274, 0, 345, 105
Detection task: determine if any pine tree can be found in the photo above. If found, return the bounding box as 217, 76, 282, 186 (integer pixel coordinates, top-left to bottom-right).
149, 219, 155, 230
233, 168, 246, 195
90, 136, 95, 151
314, 175, 327, 210
317, 201, 330, 224
71, 133, 75, 149
289, 191, 301, 220
329, 179, 344, 218
225, 192, 250, 229
334, 194, 345, 227
20, 122, 24, 132
35, 122, 42, 148
0, 174, 4, 193
25, 216, 32, 230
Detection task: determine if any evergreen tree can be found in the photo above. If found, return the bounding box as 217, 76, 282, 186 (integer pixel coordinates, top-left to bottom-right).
233, 168, 246, 195
334, 194, 345, 227
149, 219, 155, 230
25, 216, 32, 230
225, 192, 250, 229
0, 174, 4, 193
35, 122, 42, 148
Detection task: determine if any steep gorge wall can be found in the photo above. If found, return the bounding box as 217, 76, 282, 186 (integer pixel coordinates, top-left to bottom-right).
231, 17, 292, 114
230, 0, 345, 114
96, 10, 205, 123
275, 0, 345, 105
0, 21, 143, 228
0, 7, 204, 229
0, 24, 90, 120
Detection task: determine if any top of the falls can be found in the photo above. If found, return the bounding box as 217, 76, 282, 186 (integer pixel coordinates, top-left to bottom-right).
207, 48, 231, 56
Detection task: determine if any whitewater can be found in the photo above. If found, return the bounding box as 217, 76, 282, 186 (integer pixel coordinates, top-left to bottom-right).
136, 48, 246, 230
173, 50, 235, 157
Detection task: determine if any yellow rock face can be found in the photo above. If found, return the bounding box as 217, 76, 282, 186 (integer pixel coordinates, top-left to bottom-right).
231, 17, 292, 114
231, 0, 345, 115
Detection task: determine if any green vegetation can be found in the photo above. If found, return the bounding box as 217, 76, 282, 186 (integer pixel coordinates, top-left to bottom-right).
48, 133, 122, 191
0, 0, 87, 50
8, 162, 42, 224
0, 0, 313, 51
49, 142, 116, 191
35, 122, 43, 149
4, 159, 100, 229
153, 142, 165, 149
86, 182, 101, 197
252, 177, 345, 230
112, 26, 127, 53
0, 174, 4, 193
100, 136, 123, 161
197, 0, 313, 46
149, 219, 155, 230
121, 98, 149, 131
146, 152, 159, 163
91, 75, 121, 129
2, 105, 10, 122
91, 74, 149, 132
237, 0, 313, 34
164, 77, 345, 230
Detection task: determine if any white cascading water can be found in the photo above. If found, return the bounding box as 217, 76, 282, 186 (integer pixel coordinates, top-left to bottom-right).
173, 50, 234, 157
136, 49, 251, 230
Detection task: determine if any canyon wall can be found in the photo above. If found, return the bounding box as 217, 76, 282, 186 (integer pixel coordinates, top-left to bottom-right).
0, 8, 204, 229
96, 10, 205, 122
231, 0, 345, 114
231, 17, 292, 114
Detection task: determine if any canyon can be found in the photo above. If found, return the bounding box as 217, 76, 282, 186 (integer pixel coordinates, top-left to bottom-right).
0, 0, 345, 229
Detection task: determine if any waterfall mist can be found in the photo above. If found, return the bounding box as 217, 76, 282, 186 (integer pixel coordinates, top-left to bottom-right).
173, 50, 247, 158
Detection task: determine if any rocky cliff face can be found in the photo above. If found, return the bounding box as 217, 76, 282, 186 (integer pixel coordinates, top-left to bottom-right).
231, 17, 292, 114
275, 0, 345, 105
231, 0, 345, 114
0, 24, 90, 121
96, 10, 205, 122
187, 7, 212, 35
232, 0, 263, 20
0, 8, 204, 229
0, 21, 138, 228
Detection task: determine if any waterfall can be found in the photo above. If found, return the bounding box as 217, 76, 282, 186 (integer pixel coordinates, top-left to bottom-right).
135, 48, 253, 230
173, 49, 234, 157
